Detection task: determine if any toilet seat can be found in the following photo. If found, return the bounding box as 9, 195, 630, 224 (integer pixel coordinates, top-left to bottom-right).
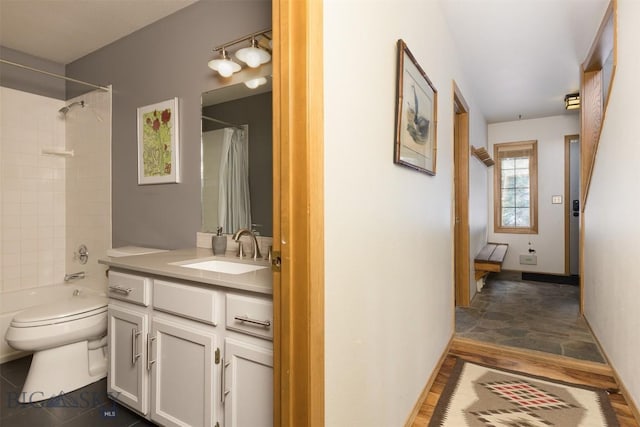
10, 295, 108, 328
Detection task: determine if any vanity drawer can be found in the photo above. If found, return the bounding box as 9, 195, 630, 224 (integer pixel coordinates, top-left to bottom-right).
226, 294, 273, 340
153, 280, 218, 326
108, 271, 151, 306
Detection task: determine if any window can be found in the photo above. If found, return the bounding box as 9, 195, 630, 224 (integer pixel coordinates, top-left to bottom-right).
494, 140, 538, 234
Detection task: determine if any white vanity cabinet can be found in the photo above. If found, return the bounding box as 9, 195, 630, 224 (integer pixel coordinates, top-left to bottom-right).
107, 304, 149, 414
107, 271, 222, 427
106, 269, 273, 427
223, 293, 274, 427
107, 271, 152, 415
223, 338, 273, 427
149, 315, 218, 427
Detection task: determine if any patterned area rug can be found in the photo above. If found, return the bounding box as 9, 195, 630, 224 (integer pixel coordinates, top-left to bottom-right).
429, 359, 619, 426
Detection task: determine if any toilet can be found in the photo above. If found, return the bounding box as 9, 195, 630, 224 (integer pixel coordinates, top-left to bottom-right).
5, 293, 108, 403
4, 246, 166, 403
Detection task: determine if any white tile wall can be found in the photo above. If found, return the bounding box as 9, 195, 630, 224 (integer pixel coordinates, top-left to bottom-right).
0, 86, 112, 293
0, 87, 66, 291
65, 89, 112, 291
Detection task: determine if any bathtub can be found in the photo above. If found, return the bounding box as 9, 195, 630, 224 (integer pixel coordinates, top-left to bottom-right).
0, 284, 105, 364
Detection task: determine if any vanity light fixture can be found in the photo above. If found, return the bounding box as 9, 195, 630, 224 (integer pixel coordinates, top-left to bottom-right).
209, 28, 272, 77
207, 47, 241, 78
244, 77, 268, 89
564, 92, 580, 110
235, 37, 271, 68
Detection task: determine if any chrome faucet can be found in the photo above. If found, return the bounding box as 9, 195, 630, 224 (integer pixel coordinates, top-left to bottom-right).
64, 271, 85, 282
232, 228, 262, 261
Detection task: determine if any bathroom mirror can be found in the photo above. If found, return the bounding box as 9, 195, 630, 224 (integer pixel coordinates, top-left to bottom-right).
201, 78, 273, 236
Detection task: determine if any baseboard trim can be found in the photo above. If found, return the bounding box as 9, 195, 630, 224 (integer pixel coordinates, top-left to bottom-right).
583, 316, 640, 425
404, 334, 453, 427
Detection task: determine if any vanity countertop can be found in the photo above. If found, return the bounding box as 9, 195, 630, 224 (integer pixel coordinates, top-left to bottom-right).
98, 248, 273, 295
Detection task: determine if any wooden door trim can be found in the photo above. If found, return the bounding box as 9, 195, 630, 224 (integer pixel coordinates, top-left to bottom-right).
564, 135, 579, 276
453, 81, 470, 307
273, 0, 324, 426
580, 0, 616, 209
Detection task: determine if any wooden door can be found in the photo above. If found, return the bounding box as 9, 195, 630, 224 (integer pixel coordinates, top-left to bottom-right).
453, 83, 470, 307
272, 0, 324, 425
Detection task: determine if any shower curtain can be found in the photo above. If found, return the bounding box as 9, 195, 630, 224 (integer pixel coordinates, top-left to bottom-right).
218, 126, 251, 234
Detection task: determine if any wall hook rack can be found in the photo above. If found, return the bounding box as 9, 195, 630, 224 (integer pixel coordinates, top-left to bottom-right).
471, 145, 495, 167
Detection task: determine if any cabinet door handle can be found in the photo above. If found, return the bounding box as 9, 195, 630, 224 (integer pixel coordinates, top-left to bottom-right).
131, 328, 141, 365
147, 334, 156, 371
109, 285, 133, 295
234, 315, 271, 328
221, 358, 231, 403
220, 357, 224, 403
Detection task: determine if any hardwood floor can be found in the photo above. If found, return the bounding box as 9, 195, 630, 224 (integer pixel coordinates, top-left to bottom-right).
411, 337, 639, 427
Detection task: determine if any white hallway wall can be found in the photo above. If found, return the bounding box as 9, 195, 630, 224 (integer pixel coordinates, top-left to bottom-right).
488, 115, 579, 274
583, 0, 640, 412
324, 0, 487, 425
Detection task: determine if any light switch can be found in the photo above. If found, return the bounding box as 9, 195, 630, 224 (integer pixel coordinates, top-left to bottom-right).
551, 195, 562, 204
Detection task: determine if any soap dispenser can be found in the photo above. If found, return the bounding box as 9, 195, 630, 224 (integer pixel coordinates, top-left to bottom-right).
212, 227, 227, 255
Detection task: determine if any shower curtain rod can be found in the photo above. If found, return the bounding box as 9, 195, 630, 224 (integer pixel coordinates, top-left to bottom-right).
202, 115, 243, 129
0, 59, 110, 92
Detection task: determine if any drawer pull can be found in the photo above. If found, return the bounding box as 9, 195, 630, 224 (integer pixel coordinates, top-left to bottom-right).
109, 285, 133, 295
234, 315, 271, 328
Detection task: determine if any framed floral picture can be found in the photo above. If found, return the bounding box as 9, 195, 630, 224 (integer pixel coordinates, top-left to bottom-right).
137, 98, 180, 184
394, 39, 437, 175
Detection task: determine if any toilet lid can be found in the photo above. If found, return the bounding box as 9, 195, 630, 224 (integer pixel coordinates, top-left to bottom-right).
12, 295, 108, 326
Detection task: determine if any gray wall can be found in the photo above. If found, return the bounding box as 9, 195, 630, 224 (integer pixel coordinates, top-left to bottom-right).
66, 0, 271, 249
0, 46, 66, 99
203, 92, 273, 236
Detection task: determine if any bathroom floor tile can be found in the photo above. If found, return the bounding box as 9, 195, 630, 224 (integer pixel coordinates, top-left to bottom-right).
62, 401, 151, 427
0, 358, 151, 426
0, 403, 60, 427
0, 356, 32, 388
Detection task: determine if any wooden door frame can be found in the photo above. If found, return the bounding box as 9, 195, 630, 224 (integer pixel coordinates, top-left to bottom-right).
579, 0, 616, 314
273, 0, 324, 426
564, 134, 579, 276
453, 81, 470, 307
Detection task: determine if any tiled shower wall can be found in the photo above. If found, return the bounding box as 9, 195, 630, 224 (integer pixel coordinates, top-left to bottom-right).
0, 86, 111, 293
0, 87, 66, 291
65, 89, 112, 290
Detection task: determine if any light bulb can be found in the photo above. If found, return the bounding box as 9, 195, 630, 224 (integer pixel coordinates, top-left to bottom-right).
235, 38, 271, 68
244, 77, 267, 89
208, 48, 241, 77
244, 51, 262, 68
217, 61, 234, 77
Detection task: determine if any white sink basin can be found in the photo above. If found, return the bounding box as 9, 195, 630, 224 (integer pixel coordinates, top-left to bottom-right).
178, 260, 268, 275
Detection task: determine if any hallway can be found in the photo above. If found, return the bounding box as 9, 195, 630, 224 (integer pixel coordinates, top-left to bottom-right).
455, 272, 605, 363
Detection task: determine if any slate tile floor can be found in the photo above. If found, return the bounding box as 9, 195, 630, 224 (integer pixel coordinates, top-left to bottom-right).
455, 272, 606, 363
0, 356, 154, 427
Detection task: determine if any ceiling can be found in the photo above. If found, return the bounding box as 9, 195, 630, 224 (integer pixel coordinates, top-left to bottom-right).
0, 0, 609, 123
0, 0, 197, 64
440, 0, 609, 123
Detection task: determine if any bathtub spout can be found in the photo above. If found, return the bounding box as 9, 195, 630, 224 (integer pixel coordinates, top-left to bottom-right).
64, 271, 85, 282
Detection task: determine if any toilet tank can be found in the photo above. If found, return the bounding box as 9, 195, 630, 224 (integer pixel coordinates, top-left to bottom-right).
106, 246, 167, 257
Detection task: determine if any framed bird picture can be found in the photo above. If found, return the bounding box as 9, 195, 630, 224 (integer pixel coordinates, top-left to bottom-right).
394, 39, 437, 175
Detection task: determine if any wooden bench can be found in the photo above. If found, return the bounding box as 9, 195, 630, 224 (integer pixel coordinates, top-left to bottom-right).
474, 243, 508, 281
